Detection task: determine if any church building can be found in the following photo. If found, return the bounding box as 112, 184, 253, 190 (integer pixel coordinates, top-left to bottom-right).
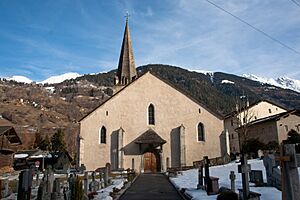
78, 18, 224, 172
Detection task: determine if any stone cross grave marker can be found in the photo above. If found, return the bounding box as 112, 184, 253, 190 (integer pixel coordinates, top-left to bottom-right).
197, 165, 204, 189
238, 154, 251, 200
17, 169, 33, 200
276, 144, 300, 200
229, 171, 236, 192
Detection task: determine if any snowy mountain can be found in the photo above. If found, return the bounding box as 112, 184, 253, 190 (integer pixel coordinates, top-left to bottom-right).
243, 74, 300, 93
6, 75, 33, 84
39, 72, 81, 84
3, 72, 81, 84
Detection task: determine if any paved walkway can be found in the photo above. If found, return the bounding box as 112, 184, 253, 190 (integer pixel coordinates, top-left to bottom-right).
119, 173, 184, 200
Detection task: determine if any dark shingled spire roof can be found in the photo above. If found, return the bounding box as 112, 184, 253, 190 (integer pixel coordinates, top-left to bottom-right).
116, 17, 137, 85
134, 129, 166, 144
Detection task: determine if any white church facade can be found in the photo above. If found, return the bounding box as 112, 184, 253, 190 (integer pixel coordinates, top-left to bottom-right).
78, 18, 224, 172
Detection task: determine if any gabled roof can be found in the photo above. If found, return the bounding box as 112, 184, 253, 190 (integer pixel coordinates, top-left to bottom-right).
236, 109, 300, 129
79, 71, 223, 122
224, 99, 288, 119
133, 129, 166, 144
0, 118, 22, 145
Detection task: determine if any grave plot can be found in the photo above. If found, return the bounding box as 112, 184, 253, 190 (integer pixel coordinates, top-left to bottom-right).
170, 145, 300, 200
0, 165, 136, 200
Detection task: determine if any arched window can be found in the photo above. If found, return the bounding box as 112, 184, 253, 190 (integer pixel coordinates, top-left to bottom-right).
197, 123, 205, 141
148, 104, 155, 125
99, 126, 106, 144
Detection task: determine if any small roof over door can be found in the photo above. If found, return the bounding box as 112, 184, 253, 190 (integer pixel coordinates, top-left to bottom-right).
134, 129, 166, 145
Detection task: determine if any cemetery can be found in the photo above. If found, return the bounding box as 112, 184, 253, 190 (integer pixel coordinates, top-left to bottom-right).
170, 143, 300, 200
0, 143, 299, 199
0, 163, 136, 200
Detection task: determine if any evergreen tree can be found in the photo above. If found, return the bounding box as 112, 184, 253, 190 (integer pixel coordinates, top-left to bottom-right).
51, 128, 67, 152
39, 134, 51, 151
285, 129, 300, 144
33, 132, 43, 149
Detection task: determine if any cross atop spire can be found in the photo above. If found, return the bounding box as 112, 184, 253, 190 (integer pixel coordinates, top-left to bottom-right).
114, 14, 137, 86
125, 11, 130, 22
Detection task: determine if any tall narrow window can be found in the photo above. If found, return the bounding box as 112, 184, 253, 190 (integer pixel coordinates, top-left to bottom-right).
99, 126, 106, 144
148, 104, 155, 125
197, 123, 205, 141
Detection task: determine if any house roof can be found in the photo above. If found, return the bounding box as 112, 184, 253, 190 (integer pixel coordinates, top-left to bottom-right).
79, 71, 223, 122
236, 109, 300, 130
224, 99, 288, 119
133, 129, 166, 144
0, 125, 22, 145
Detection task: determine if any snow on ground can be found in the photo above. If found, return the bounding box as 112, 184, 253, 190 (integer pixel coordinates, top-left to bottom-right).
93, 178, 126, 200
170, 159, 288, 200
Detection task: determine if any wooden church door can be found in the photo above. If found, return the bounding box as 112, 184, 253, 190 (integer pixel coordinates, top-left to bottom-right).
144, 152, 157, 173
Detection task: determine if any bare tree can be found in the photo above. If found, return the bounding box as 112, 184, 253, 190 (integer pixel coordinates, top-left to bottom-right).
234, 96, 256, 153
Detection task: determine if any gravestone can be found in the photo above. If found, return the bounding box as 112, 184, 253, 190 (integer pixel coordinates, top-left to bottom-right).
68, 174, 75, 200
84, 172, 89, 195
89, 172, 100, 192
276, 144, 300, 200
63, 186, 70, 200
197, 165, 204, 189
249, 170, 264, 186
263, 152, 276, 185
203, 156, 219, 195
204, 156, 212, 194
0, 178, 9, 198
51, 178, 62, 200
17, 169, 33, 200
0, 179, 2, 199
36, 170, 40, 187
105, 163, 111, 186
238, 155, 261, 200
229, 171, 236, 192
37, 180, 48, 200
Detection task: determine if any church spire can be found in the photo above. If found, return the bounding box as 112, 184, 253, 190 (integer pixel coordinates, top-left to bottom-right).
115, 14, 137, 86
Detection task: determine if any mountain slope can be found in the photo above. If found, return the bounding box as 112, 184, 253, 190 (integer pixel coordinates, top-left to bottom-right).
243, 74, 300, 93
1, 64, 299, 154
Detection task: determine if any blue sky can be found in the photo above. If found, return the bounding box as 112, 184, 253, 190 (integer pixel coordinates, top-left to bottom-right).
0, 0, 300, 81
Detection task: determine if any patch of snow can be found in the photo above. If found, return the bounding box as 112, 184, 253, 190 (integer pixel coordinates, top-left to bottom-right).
93, 178, 126, 200
6, 75, 33, 84
14, 153, 29, 158
45, 86, 55, 93
221, 80, 235, 84
170, 159, 286, 200
243, 74, 300, 93
39, 72, 81, 84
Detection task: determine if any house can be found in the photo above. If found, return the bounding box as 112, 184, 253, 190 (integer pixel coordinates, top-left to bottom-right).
78, 18, 225, 172
224, 100, 287, 154
0, 116, 22, 169
236, 109, 300, 146
14, 150, 72, 172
